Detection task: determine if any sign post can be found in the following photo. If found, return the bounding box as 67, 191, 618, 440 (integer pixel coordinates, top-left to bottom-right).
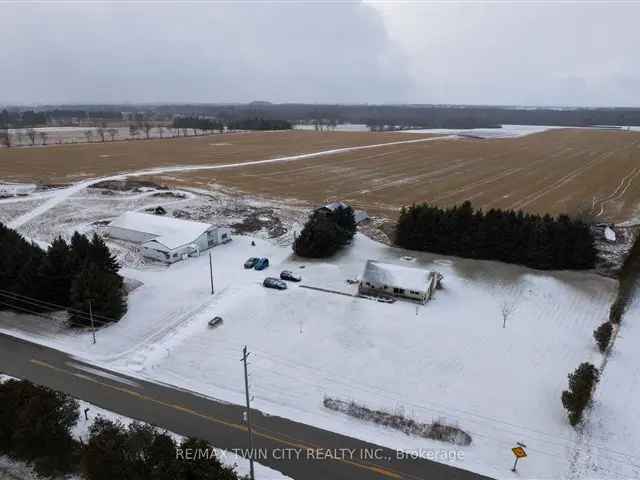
511, 444, 527, 472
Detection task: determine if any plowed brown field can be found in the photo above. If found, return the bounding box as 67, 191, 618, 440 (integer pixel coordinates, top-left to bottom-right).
2, 128, 640, 223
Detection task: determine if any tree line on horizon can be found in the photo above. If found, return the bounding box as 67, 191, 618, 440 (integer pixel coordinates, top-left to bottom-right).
395, 201, 597, 270
0, 224, 127, 325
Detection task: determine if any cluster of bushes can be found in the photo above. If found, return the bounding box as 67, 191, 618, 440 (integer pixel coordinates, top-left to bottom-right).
293, 205, 357, 258
323, 397, 472, 446
0, 224, 127, 325
561, 362, 600, 426
0, 379, 242, 480
226, 117, 292, 131
395, 201, 597, 270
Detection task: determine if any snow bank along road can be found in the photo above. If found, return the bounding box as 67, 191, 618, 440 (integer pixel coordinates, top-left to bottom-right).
6, 135, 450, 230
0, 333, 491, 480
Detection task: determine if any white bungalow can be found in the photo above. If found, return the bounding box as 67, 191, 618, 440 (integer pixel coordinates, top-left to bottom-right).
359, 260, 441, 303
106, 211, 231, 264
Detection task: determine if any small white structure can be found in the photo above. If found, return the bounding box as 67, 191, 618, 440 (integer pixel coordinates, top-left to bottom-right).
604, 226, 617, 243
359, 260, 440, 303
106, 212, 231, 263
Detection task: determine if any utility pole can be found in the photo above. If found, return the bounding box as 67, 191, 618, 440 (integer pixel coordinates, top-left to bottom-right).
89, 300, 96, 345
241, 346, 255, 480
209, 251, 214, 295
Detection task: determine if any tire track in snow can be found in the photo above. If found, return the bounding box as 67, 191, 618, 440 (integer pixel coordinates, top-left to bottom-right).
7, 135, 451, 230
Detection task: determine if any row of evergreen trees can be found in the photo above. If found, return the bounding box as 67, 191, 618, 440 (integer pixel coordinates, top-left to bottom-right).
293, 205, 357, 258
0, 379, 242, 479
395, 201, 597, 270
0, 223, 127, 325
171, 116, 225, 133
227, 117, 292, 131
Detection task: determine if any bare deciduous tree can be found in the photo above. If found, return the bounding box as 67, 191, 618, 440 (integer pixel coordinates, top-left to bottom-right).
501, 301, 515, 328
129, 124, 139, 139
38, 131, 48, 146
84, 129, 94, 143
96, 123, 107, 142
156, 126, 164, 138
143, 121, 153, 140
107, 128, 118, 141
26, 128, 37, 146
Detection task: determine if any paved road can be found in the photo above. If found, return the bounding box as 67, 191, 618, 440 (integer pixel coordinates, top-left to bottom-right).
0, 333, 492, 480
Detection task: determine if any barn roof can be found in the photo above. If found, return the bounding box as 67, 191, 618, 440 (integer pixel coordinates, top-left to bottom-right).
109, 211, 213, 250
361, 260, 430, 293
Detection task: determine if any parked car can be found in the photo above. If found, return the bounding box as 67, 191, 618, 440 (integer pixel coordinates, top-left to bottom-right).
263, 277, 287, 290
254, 257, 269, 270
377, 296, 396, 304
280, 270, 301, 282
244, 257, 259, 269
208, 316, 223, 328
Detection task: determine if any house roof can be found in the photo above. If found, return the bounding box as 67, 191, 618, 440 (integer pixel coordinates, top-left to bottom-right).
109, 211, 213, 250
361, 260, 430, 293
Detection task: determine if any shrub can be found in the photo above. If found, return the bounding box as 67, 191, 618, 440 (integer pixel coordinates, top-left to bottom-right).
561, 362, 600, 426
593, 321, 614, 353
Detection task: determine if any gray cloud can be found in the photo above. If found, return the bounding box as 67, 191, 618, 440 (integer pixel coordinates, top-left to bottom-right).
0, 1, 413, 104
1, 1, 639, 106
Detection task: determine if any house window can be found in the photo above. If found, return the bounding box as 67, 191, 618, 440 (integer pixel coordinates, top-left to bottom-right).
221, 233, 227, 239
410, 290, 420, 295
172, 253, 178, 258
393, 288, 405, 295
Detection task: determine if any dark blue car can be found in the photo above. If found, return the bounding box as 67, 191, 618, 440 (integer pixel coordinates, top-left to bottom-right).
254, 257, 269, 270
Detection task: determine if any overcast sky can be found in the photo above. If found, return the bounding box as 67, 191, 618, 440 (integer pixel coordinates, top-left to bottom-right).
1, 1, 638, 107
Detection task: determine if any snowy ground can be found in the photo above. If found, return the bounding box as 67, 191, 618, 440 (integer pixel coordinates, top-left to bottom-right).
0, 373, 290, 480
570, 290, 640, 479
0, 230, 616, 479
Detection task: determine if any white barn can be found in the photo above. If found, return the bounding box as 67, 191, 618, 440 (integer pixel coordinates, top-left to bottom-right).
359, 260, 440, 303
106, 212, 231, 263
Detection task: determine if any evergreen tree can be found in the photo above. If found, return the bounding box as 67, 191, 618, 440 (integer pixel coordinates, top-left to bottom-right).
0, 379, 80, 477
88, 233, 120, 277
593, 321, 613, 353
70, 264, 127, 325
561, 362, 600, 426
39, 237, 74, 306
293, 214, 340, 258
332, 205, 357, 246
81, 418, 131, 480
179, 438, 240, 480
70, 231, 91, 273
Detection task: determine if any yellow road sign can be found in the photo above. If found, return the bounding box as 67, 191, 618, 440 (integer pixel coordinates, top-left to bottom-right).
512, 447, 527, 459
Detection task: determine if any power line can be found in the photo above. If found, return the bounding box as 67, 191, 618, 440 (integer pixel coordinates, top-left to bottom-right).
0, 288, 118, 324
0, 290, 115, 326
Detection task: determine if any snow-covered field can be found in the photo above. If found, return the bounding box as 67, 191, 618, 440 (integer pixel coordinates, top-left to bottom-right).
0, 374, 290, 480
0, 222, 616, 479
